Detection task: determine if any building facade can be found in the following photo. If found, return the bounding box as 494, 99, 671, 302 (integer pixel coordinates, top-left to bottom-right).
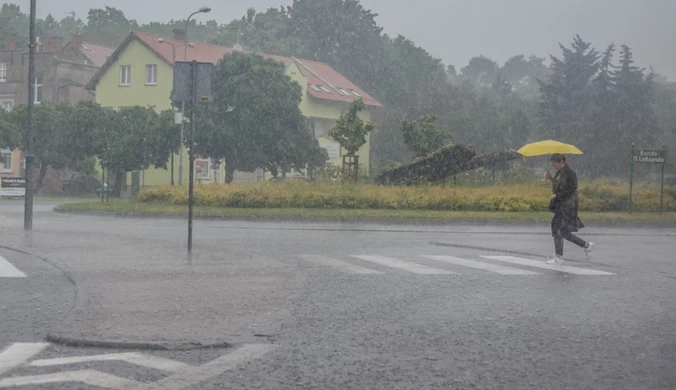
0, 35, 114, 179
85, 30, 382, 187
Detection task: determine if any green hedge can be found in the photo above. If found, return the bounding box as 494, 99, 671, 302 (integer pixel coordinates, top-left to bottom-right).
138, 181, 676, 213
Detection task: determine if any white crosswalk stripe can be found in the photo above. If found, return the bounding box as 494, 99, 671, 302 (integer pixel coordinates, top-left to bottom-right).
481, 256, 614, 276
30, 352, 191, 372
0, 343, 277, 389
0, 370, 141, 389
351, 255, 455, 275
423, 255, 540, 275
0, 255, 26, 278
296, 253, 613, 277
0, 343, 49, 376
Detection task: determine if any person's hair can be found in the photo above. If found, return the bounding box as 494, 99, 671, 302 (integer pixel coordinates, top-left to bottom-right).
550, 153, 566, 163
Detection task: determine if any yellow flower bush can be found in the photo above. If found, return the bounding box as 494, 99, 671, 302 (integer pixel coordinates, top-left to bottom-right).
138, 181, 675, 212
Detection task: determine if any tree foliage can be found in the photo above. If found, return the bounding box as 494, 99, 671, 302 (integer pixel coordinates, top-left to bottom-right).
195, 52, 326, 182
538, 36, 660, 177
329, 98, 375, 155
401, 115, 453, 158
0, 101, 178, 195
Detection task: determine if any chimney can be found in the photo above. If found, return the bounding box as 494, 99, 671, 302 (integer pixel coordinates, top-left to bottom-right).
71, 33, 83, 48
5, 39, 16, 51
46, 37, 62, 53
172, 29, 186, 41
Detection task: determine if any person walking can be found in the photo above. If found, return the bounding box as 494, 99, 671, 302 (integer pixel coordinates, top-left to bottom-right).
545, 154, 594, 264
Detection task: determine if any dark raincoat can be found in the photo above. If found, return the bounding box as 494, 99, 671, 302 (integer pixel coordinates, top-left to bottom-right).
550, 165, 585, 237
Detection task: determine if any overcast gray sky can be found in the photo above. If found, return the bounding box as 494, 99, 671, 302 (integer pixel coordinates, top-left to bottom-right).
9, 0, 676, 80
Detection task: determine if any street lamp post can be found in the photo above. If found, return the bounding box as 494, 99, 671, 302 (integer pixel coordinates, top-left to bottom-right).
184, 7, 211, 253
180, 6, 211, 189
24, 0, 36, 231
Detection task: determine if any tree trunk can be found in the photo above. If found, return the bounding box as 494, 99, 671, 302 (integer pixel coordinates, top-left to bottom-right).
34, 163, 49, 195
113, 171, 125, 197
225, 164, 235, 184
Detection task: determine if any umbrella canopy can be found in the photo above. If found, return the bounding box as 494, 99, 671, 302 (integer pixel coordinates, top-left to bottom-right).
516, 140, 583, 158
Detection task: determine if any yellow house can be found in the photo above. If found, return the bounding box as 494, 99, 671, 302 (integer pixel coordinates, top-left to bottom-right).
85, 30, 382, 187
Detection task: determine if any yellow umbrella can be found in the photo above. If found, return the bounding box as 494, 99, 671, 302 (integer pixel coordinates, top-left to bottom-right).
516, 140, 583, 158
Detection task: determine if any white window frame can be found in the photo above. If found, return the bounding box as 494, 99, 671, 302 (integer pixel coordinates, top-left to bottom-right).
0, 149, 12, 173
1, 100, 13, 111
120, 65, 131, 86
0, 63, 6, 82
145, 64, 157, 85
34, 76, 42, 104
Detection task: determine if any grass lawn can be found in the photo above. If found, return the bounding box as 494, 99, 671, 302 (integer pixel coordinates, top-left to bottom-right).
54, 200, 676, 225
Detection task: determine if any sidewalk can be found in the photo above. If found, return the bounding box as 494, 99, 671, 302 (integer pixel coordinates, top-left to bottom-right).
0, 217, 299, 349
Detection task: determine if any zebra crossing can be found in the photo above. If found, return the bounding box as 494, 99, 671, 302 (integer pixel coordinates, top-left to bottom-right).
297, 253, 614, 276
0, 342, 277, 389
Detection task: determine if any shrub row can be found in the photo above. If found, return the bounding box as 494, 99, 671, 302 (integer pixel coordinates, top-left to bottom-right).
138, 181, 676, 212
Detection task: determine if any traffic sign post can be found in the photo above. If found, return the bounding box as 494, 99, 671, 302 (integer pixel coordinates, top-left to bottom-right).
172, 61, 213, 253
629, 145, 668, 214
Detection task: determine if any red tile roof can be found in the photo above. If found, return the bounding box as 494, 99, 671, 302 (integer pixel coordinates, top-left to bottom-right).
133, 32, 382, 108
79, 42, 115, 68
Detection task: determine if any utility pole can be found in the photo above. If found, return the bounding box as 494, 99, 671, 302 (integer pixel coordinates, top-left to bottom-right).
187, 61, 197, 253
24, 0, 36, 231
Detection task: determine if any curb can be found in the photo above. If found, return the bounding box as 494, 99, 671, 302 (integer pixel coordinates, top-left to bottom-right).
52, 206, 676, 228
53, 207, 551, 227
46, 334, 231, 351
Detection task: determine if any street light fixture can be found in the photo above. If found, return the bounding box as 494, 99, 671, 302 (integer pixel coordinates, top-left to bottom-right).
175, 6, 211, 187
184, 7, 211, 60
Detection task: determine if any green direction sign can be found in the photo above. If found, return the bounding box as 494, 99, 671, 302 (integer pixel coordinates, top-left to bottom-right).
631, 149, 667, 165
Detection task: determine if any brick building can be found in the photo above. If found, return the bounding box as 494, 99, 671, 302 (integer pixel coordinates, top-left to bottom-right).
0, 34, 113, 180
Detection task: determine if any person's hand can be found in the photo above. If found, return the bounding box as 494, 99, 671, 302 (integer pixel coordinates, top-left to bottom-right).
545, 171, 553, 180
550, 194, 557, 200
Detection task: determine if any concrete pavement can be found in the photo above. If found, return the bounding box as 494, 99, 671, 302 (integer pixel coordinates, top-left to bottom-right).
0, 201, 675, 389
0, 247, 74, 347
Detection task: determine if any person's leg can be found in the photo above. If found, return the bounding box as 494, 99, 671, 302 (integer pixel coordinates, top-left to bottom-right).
565, 233, 595, 259
547, 234, 565, 264
554, 235, 564, 257
564, 233, 587, 248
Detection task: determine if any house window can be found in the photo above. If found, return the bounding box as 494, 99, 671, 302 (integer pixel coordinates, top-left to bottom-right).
145, 64, 157, 85
0, 149, 12, 172
34, 76, 42, 104
1, 100, 13, 111
0, 63, 6, 82
120, 65, 131, 86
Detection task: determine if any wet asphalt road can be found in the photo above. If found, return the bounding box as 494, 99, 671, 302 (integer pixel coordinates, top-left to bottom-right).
1, 200, 675, 389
